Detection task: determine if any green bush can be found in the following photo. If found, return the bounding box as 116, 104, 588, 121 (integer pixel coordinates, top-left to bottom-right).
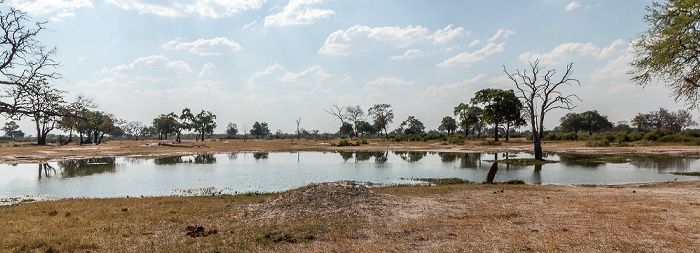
585, 139, 610, 147
480, 140, 501, 146
338, 140, 351, 146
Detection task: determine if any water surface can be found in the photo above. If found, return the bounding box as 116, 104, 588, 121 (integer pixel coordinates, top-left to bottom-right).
1, 152, 699, 200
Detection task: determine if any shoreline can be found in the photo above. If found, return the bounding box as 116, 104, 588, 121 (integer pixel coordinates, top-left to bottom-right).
3, 138, 700, 164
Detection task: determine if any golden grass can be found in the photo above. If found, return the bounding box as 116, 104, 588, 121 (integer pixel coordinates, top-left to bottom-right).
2, 181, 700, 252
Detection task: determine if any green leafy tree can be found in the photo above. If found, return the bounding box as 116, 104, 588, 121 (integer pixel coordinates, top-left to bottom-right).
470, 89, 522, 142
2, 121, 23, 139
438, 116, 458, 135
368, 104, 394, 140
339, 122, 354, 137
250, 121, 270, 139
399, 116, 425, 135
193, 110, 216, 141
226, 122, 238, 138
355, 120, 375, 137
630, 0, 700, 109
152, 113, 178, 140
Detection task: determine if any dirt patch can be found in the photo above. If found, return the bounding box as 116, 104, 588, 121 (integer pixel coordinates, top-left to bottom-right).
246, 181, 405, 220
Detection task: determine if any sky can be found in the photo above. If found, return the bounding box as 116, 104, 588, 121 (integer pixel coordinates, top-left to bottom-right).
3, 0, 694, 136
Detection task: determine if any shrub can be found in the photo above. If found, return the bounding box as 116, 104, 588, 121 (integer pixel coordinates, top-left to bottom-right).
480, 140, 501, 146
337, 140, 351, 146
585, 139, 610, 147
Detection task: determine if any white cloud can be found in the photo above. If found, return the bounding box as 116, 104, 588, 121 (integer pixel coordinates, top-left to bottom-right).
389, 49, 426, 61
107, 55, 193, 81
7, 0, 93, 20
420, 74, 486, 101
199, 63, 216, 77
163, 37, 242, 56
363, 77, 414, 91
468, 40, 482, 47
565, 1, 582, 11
243, 20, 257, 30
488, 28, 515, 42
519, 42, 599, 64
264, 0, 335, 26
319, 24, 465, 56
519, 40, 627, 64
430, 24, 467, 44
247, 63, 333, 89
105, 0, 265, 18
438, 42, 505, 67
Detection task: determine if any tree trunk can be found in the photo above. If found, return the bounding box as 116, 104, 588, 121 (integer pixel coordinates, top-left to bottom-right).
505, 122, 511, 141
484, 162, 498, 184
494, 121, 500, 142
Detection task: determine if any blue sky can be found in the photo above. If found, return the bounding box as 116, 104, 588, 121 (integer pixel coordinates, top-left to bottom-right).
4, 0, 692, 135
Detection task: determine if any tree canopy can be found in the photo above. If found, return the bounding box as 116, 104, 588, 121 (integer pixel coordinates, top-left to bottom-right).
630, 0, 700, 109
470, 88, 522, 142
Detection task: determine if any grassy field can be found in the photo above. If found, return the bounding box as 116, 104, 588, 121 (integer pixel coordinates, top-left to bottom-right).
2, 181, 700, 252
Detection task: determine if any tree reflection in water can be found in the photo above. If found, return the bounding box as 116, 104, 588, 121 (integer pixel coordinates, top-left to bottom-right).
154, 155, 218, 165
394, 151, 426, 162
57, 157, 117, 178
253, 153, 268, 160
38, 163, 57, 179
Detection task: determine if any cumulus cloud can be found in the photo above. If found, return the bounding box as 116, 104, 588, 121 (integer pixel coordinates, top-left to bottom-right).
106, 55, 193, 82
247, 63, 333, 89
265, 0, 335, 26
163, 37, 242, 56
420, 74, 486, 102
488, 28, 515, 42
519, 40, 626, 64
565, 1, 581, 11
389, 49, 426, 61
199, 63, 216, 77
7, 0, 93, 21
319, 24, 465, 56
437, 42, 505, 67
363, 77, 414, 91
105, 0, 265, 18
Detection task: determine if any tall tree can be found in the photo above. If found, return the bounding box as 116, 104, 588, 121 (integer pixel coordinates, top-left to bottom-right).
630, 0, 700, 109
368, 104, 394, 140
505, 60, 580, 160
194, 110, 216, 141
295, 118, 302, 140
17, 78, 65, 145
438, 116, 458, 135
250, 121, 270, 139
226, 122, 238, 138
344, 105, 365, 137
2, 121, 22, 139
0, 5, 60, 116
122, 121, 146, 141
470, 88, 522, 142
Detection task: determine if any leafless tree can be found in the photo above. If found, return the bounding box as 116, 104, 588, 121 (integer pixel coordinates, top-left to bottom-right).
295, 117, 302, 140
325, 103, 346, 124
504, 60, 580, 160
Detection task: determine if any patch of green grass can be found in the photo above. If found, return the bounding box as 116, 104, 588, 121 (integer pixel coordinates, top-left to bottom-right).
413, 177, 474, 185
670, 172, 700, 177
496, 158, 557, 166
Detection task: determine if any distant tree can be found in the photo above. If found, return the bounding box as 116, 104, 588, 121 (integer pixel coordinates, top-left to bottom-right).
344, 105, 365, 137
295, 118, 302, 140
179, 108, 195, 142
632, 108, 697, 133
325, 103, 347, 125
193, 110, 216, 141
152, 113, 178, 140
612, 121, 634, 133
355, 120, 375, 137
368, 104, 394, 140
122, 121, 146, 141
339, 122, 354, 137
630, 0, 700, 109
57, 95, 96, 143
399, 116, 425, 135
505, 60, 580, 160
2, 121, 23, 139
226, 122, 238, 138
438, 116, 458, 135
241, 124, 249, 142
250, 122, 270, 139
470, 88, 522, 142
16, 78, 65, 145
560, 111, 613, 135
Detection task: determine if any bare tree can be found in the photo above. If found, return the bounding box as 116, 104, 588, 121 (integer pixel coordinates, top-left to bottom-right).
325, 103, 346, 124
241, 124, 248, 142
295, 117, 302, 140
1, 5, 60, 116
345, 105, 364, 137
504, 60, 580, 160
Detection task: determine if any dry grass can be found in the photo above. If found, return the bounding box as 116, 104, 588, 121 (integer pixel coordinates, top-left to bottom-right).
2, 181, 700, 252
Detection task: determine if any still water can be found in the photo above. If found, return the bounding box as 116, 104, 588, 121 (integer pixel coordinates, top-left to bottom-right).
1, 151, 699, 199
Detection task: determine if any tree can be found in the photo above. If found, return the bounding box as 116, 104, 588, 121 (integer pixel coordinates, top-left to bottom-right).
17, 78, 65, 145
122, 121, 146, 141
0, 5, 60, 116
559, 111, 613, 135
399, 116, 425, 135
295, 118, 302, 140
193, 110, 216, 141
470, 88, 522, 142
152, 113, 178, 140
226, 122, 238, 138
505, 60, 580, 160
338, 122, 354, 137
241, 124, 249, 142
57, 95, 96, 143
250, 121, 270, 139
630, 0, 700, 109
2, 121, 22, 139
355, 120, 375, 137
345, 105, 365, 137
368, 104, 394, 140
631, 107, 697, 133
438, 116, 458, 135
